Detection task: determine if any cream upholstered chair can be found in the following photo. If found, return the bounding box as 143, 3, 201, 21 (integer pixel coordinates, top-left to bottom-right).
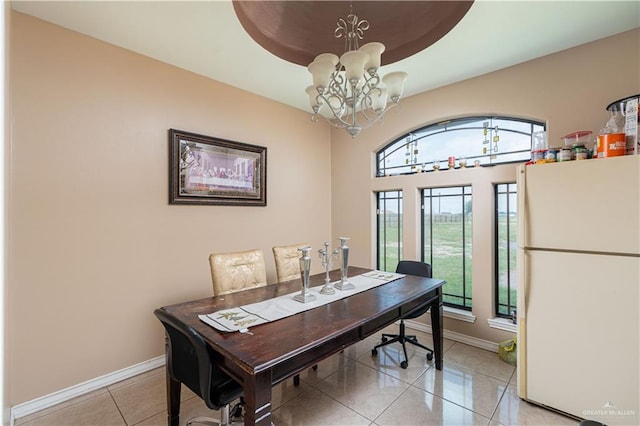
209, 249, 268, 296
272, 243, 308, 282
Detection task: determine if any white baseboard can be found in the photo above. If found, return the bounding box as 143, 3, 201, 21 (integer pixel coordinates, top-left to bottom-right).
10, 355, 165, 423
404, 319, 500, 353
10, 324, 500, 424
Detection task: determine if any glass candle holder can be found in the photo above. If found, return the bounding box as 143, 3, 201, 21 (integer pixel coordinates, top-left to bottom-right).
448, 156, 455, 169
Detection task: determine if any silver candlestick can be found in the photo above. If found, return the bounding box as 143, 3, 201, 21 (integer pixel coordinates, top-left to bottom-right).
293, 246, 316, 303
318, 241, 339, 295
334, 237, 354, 290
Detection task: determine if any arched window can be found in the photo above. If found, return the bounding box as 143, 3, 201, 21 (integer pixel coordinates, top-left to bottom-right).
376, 116, 545, 176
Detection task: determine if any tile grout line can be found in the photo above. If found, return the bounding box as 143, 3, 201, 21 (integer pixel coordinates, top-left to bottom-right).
105, 387, 129, 426
295, 376, 376, 423
487, 366, 517, 424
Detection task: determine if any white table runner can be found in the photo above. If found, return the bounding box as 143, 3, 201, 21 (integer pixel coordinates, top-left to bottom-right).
199, 271, 404, 332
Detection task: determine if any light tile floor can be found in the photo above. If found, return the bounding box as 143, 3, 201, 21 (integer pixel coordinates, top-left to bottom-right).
15, 326, 578, 426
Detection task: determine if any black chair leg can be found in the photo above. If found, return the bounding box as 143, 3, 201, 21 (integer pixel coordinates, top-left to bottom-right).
373, 333, 403, 350
406, 336, 434, 354
371, 321, 434, 369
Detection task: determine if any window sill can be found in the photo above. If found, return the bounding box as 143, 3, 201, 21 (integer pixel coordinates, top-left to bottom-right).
488, 317, 517, 333
444, 306, 476, 323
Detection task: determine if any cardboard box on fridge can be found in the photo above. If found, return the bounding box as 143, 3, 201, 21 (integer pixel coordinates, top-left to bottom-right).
625, 97, 638, 155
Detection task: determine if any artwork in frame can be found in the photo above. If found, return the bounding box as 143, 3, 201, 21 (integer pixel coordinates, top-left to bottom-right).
169, 129, 267, 206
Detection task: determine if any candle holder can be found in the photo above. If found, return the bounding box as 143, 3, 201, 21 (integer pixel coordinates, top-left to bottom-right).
318, 241, 339, 295
334, 237, 355, 290
293, 246, 316, 303
448, 156, 456, 169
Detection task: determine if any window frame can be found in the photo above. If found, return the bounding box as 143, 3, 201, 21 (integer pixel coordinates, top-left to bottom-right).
494, 182, 518, 319
376, 190, 403, 272
376, 116, 545, 177
421, 185, 473, 310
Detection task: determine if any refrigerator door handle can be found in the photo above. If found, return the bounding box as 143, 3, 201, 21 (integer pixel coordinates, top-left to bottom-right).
516, 164, 528, 399
517, 164, 527, 248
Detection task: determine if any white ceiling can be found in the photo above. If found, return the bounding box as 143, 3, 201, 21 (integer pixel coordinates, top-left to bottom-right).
12, 1, 640, 113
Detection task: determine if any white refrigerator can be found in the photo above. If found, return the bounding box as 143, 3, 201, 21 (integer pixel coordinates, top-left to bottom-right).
516, 155, 639, 425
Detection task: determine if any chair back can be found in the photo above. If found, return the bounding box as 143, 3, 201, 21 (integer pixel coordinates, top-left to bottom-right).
153, 308, 242, 410
395, 260, 432, 278
395, 260, 433, 319
209, 249, 267, 296
272, 243, 308, 282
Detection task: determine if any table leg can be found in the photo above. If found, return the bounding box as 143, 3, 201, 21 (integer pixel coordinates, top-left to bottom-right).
430, 289, 444, 370
166, 370, 181, 426
242, 372, 273, 426
163, 334, 182, 426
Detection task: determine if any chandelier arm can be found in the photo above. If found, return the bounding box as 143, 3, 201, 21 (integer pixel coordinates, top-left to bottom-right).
359, 98, 378, 122
314, 93, 352, 128
328, 72, 348, 102
362, 102, 402, 129
361, 72, 380, 92
312, 99, 402, 137
313, 112, 350, 129
360, 106, 383, 125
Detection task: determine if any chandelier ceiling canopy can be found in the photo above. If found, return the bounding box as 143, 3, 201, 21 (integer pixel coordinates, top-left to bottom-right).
233, 1, 474, 67
233, 1, 473, 137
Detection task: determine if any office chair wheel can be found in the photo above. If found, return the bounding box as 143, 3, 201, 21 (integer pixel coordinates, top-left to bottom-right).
400, 361, 408, 369
427, 353, 434, 361
230, 401, 244, 420
381, 337, 388, 343
371, 348, 378, 356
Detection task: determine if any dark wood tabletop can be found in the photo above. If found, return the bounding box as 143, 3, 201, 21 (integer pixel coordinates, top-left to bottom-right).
159, 266, 445, 425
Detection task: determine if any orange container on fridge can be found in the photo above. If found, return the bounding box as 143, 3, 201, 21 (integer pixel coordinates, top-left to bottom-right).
597, 133, 626, 158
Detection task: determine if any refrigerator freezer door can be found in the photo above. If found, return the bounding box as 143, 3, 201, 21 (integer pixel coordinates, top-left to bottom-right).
519, 155, 639, 254
521, 250, 639, 425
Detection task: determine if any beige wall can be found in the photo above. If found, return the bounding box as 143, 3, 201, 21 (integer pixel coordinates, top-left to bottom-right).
8, 12, 332, 404
3, 3, 10, 424
7, 9, 640, 408
331, 29, 640, 343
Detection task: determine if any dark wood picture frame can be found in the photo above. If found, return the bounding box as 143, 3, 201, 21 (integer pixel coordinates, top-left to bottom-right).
169, 129, 267, 206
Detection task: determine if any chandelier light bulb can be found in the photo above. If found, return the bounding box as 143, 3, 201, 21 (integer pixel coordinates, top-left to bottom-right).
313, 53, 339, 66
371, 88, 388, 112
305, 85, 321, 110
359, 42, 385, 71
382, 71, 408, 101
308, 60, 334, 92
339, 50, 368, 84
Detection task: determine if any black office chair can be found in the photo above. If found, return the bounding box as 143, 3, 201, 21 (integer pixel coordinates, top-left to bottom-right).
371, 260, 434, 369
154, 308, 244, 426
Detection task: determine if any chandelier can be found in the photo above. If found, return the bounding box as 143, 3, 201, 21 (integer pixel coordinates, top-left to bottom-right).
305, 11, 408, 138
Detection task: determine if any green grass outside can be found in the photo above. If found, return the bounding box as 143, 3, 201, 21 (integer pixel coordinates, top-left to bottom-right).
380, 216, 517, 312
496, 216, 517, 315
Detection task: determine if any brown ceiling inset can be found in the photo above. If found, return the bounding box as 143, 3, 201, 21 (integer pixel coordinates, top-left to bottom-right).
233, 1, 474, 66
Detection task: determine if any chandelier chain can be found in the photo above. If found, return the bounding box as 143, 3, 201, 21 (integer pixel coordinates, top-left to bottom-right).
334, 14, 370, 52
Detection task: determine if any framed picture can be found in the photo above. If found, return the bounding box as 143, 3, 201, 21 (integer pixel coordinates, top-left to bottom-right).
169, 129, 267, 206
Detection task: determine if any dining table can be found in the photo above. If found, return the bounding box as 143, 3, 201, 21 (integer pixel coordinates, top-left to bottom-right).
157, 266, 446, 425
